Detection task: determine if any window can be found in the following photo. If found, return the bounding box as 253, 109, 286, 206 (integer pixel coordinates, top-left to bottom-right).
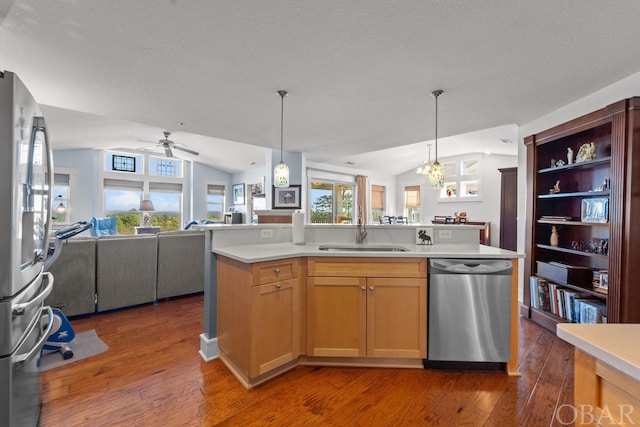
149, 156, 182, 177
404, 185, 420, 223
104, 151, 143, 174
102, 151, 186, 234
103, 178, 143, 234
206, 184, 225, 221
149, 182, 182, 231
370, 185, 385, 223
310, 181, 354, 224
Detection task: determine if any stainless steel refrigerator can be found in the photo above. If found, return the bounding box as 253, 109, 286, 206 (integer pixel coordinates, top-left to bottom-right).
0, 71, 55, 427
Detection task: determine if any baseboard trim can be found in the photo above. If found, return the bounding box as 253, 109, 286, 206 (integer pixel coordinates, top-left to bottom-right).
199, 333, 220, 362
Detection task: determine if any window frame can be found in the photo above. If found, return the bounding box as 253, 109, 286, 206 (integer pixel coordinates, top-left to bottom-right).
100, 150, 186, 234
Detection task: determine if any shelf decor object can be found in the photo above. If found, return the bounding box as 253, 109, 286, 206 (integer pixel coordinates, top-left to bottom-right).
273, 90, 290, 188
523, 97, 640, 331
581, 198, 608, 223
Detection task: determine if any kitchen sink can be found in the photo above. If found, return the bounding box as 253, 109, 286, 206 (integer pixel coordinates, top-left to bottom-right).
318, 244, 408, 252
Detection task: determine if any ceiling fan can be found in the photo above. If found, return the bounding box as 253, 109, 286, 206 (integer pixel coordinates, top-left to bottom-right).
140, 131, 199, 158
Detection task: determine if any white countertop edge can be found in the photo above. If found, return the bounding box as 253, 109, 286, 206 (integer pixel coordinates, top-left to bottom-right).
211, 242, 524, 263
556, 324, 640, 382
195, 223, 486, 230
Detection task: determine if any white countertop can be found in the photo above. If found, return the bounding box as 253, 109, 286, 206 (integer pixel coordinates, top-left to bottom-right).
211, 242, 523, 263
556, 323, 640, 382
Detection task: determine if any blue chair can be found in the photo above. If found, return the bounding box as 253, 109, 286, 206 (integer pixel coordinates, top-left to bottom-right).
90, 216, 118, 236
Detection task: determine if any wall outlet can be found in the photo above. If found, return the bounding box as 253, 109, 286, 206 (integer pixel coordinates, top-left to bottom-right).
260, 229, 274, 238
438, 229, 453, 239
416, 228, 434, 245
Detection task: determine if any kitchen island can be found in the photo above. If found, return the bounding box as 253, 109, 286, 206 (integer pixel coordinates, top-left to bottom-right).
557, 324, 640, 426
198, 224, 524, 388
200, 224, 522, 388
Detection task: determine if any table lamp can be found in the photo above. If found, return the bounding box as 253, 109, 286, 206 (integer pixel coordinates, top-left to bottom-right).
139, 199, 155, 227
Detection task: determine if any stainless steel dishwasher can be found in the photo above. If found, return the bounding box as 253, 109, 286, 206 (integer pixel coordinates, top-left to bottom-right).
427, 259, 512, 364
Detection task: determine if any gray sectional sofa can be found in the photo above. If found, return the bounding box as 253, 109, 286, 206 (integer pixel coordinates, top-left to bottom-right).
45, 230, 205, 316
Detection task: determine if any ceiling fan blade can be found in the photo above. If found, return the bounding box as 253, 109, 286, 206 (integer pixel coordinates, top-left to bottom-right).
173, 145, 199, 156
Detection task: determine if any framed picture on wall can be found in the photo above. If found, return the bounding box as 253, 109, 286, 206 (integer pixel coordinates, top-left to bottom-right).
249, 177, 265, 196
232, 183, 245, 205
272, 185, 301, 209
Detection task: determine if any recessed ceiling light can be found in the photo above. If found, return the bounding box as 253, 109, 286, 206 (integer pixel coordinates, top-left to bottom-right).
499, 138, 512, 144
250, 161, 256, 165
178, 122, 185, 126
345, 161, 355, 165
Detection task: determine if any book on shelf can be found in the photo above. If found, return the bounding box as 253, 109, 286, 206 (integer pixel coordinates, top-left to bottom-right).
530, 275, 607, 323
530, 277, 551, 311
540, 215, 573, 221
575, 299, 607, 324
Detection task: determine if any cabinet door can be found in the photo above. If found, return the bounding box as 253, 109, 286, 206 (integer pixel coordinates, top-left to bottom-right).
366, 278, 427, 358
307, 276, 366, 357
250, 278, 300, 377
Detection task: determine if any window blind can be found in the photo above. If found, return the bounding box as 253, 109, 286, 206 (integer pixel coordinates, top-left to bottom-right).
371, 185, 384, 209
405, 185, 421, 208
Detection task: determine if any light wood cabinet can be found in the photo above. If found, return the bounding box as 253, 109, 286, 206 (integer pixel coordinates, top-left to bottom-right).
217, 256, 301, 386
306, 257, 427, 359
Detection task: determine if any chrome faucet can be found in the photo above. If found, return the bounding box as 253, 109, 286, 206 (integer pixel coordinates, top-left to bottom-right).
356, 208, 367, 244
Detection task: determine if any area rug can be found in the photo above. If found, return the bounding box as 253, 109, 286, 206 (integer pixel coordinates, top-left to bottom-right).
38, 329, 108, 372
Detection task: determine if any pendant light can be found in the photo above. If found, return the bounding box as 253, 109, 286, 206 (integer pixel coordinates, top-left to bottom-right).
273, 90, 290, 188
428, 90, 445, 190
416, 144, 432, 175
54, 195, 66, 214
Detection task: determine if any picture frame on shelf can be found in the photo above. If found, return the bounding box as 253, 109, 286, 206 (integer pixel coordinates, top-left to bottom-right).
232, 183, 245, 205
272, 185, 301, 209
581, 198, 608, 223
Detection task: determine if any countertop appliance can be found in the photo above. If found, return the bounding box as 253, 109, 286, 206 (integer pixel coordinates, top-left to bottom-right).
427, 258, 512, 365
0, 71, 55, 427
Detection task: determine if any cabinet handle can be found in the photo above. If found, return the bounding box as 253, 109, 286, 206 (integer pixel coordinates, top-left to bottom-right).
361, 286, 366, 291
369, 286, 374, 292
274, 268, 280, 275
276, 284, 282, 290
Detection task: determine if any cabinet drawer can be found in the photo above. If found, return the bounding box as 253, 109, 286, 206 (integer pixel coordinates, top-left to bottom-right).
308, 257, 426, 278
252, 258, 299, 285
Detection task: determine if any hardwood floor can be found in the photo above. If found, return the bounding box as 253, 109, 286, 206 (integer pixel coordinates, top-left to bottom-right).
40, 294, 575, 426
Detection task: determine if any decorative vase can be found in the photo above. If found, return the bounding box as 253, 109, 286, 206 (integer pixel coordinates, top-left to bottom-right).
550, 226, 559, 247
567, 147, 574, 165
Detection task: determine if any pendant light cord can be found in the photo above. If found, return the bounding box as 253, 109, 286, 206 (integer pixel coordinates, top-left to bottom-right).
431, 89, 443, 162
277, 90, 288, 163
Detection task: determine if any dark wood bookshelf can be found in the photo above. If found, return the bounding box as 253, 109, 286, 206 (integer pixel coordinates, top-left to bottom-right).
524, 97, 640, 330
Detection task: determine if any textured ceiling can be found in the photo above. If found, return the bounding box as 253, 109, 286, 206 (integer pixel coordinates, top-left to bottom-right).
2, 1, 640, 174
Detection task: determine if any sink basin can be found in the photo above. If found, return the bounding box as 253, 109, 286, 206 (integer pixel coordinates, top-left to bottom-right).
318, 245, 408, 252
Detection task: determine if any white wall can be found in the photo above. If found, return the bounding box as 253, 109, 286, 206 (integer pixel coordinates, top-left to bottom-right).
53, 149, 100, 222
396, 153, 517, 246
191, 162, 232, 221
